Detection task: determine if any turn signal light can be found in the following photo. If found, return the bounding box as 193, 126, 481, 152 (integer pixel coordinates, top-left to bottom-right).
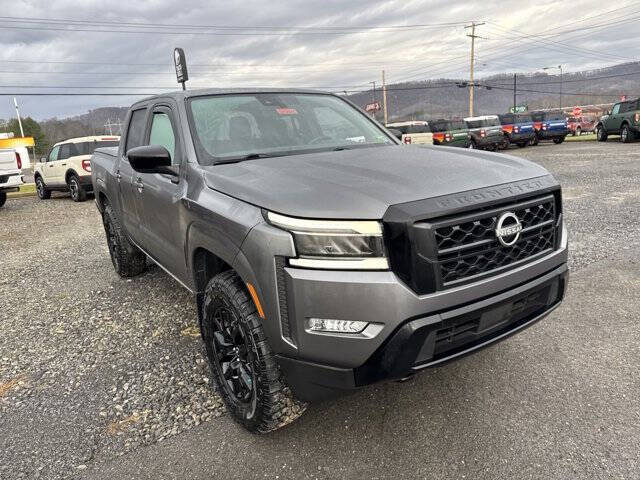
82, 159, 91, 172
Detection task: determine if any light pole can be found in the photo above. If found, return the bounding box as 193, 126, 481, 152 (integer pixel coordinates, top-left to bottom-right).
543, 65, 563, 110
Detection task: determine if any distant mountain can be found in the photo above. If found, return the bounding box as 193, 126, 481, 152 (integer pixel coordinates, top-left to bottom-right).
40, 107, 128, 146
348, 61, 640, 121
36, 61, 640, 142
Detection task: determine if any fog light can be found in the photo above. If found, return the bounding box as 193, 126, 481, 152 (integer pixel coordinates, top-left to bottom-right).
307, 318, 368, 334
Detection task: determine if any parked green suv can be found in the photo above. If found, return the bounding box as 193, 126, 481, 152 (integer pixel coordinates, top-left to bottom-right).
596, 98, 640, 143
429, 119, 471, 148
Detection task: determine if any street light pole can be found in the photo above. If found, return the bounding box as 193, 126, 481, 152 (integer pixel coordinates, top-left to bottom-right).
543, 65, 563, 110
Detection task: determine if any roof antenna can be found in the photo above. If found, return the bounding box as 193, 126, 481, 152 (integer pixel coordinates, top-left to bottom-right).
174, 48, 189, 91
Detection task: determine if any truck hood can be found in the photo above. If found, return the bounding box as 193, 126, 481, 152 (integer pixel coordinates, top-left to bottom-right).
202, 145, 551, 219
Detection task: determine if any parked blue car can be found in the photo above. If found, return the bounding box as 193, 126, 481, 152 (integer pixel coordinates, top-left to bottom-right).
498, 113, 537, 148
531, 111, 568, 145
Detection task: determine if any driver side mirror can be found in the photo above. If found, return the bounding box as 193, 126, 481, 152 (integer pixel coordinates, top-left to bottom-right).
127, 145, 179, 177
388, 128, 403, 140
40, 157, 46, 163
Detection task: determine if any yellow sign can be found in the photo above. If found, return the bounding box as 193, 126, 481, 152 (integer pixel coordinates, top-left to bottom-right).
0, 137, 35, 148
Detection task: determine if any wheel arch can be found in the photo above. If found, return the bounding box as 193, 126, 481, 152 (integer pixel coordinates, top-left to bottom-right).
65, 168, 80, 183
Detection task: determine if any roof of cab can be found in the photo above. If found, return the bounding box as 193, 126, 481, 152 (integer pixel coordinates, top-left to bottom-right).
132, 87, 333, 108
53, 135, 120, 147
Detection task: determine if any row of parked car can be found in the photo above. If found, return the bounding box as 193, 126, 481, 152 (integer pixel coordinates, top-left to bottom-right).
387, 97, 640, 150
387, 111, 569, 151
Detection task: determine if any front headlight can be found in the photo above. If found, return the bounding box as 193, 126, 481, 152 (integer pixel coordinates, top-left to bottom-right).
266, 211, 388, 270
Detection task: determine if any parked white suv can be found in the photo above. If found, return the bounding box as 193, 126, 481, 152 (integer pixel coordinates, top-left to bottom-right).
34, 136, 120, 202
0, 148, 25, 208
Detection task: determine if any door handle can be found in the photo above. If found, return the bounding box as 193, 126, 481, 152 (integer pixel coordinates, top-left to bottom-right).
61, 163, 66, 166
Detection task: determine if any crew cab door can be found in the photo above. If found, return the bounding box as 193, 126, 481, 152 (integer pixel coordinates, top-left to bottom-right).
134, 103, 187, 281
42, 145, 60, 184
54, 143, 75, 185
607, 103, 622, 132
119, 107, 148, 241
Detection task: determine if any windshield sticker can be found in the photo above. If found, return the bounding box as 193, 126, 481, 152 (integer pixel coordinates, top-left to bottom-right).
276, 108, 298, 115
346, 136, 366, 143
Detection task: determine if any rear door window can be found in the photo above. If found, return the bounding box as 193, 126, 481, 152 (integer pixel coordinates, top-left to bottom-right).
611, 104, 621, 115
407, 124, 430, 134
429, 120, 448, 132
57, 143, 76, 160
498, 114, 514, 124
449, 120, 467, 130
125, 108, 148, 153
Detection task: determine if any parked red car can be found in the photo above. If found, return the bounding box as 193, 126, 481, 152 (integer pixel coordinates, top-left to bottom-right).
567, 116, 596, 136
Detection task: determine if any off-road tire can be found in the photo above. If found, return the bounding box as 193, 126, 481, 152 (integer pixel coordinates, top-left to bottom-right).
68, 174, 87, 202
596, 125, 607, 142
499, 136, 510, 150
101, 202, 146, 277
553, 137, 565, 144
202, 270, 306, 433
35, 176, 51, 200
531, 135, 539, 146
0, 191, 6, 208
517, 141, 528, 148
467, 140, 476, 149
621, 124, 633, 143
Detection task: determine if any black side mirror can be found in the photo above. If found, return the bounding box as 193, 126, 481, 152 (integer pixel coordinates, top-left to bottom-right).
127, 145, 179, 177
388, 128, 403, 140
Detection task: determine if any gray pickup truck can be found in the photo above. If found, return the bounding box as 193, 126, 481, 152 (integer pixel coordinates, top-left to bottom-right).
91, 89, 568, 433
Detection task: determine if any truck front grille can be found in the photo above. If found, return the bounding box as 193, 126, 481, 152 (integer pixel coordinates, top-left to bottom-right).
433, 195, 556, 285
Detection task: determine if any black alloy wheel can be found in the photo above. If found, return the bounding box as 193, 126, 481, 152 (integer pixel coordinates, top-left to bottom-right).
210, 301, 256, 405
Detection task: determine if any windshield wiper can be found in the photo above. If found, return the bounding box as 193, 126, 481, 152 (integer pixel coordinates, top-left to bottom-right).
213, 153, 274, 165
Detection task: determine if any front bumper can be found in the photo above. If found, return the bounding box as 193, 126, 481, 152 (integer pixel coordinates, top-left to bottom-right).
278, 263, 568, 401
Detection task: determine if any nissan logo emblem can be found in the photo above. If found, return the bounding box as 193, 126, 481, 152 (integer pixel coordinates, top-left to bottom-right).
495, 212, 523, 246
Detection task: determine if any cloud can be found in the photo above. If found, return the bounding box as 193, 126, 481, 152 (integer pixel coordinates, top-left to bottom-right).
0, 0, 638, 120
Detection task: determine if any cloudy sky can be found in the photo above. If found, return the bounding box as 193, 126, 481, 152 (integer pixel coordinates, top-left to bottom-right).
1, 0, 639, 121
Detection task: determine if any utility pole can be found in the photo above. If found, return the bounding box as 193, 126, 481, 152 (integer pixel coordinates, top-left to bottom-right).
513, 73, 517, 112
369, 81, 377, 118
105, 118, 113, 135
382, 70, 388, 125
13, 97, 25, 137
465, 22, 485, 117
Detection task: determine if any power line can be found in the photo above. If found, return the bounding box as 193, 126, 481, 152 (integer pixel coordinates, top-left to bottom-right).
0, 16, 470, 31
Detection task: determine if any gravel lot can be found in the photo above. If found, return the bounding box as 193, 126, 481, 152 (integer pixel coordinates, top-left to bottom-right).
1, 141, 639, 479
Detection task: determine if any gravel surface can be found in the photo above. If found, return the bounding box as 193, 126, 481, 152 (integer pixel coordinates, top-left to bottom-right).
1, 141, 639, 479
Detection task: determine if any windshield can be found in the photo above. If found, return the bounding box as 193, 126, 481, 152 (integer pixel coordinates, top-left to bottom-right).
466, 118, 500, 128
188, 93, 394, 163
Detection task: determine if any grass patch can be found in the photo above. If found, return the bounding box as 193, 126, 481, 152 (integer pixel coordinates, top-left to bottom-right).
0, 376, 24, 397
565, 133, 596, 142
7, 183, 36, 198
